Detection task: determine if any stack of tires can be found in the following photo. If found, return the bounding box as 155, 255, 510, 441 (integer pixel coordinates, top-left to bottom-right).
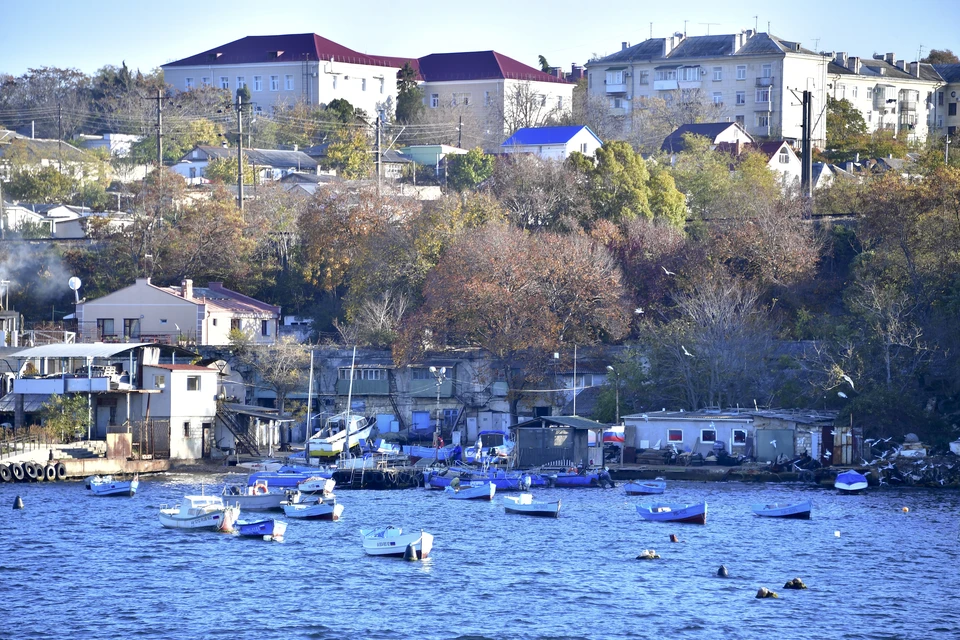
0, 461, 67, 483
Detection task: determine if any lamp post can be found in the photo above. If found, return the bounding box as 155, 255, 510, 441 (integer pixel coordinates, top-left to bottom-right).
606, 365, 620, 424
429, 366, 447, 446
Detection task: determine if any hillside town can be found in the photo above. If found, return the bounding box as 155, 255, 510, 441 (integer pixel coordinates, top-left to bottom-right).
1, 26, 960, 489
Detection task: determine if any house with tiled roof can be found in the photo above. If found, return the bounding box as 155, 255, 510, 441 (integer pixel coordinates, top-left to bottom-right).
75, 278, 280, 346
501, 125, 603, 160
585, 30, 827, 145
827, 52, 943, 141
170, 145, 318, 184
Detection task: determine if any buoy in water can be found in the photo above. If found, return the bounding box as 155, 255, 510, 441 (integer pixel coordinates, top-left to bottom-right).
403, 543, 418, 561
835, 530, 841, 538
13, 496, 24, 509
901, 507, 909, 513
755, 587, 779, 599
636, 549, 660, 560
669, 534, 680, 543
717, 565, 729, 577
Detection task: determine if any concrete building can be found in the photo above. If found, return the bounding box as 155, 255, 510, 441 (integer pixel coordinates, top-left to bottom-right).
501, 125, 603, 160
586, 30, 828, 145
933, 64, 960, 137
75, 278, 280, 346
827, 53, 943, 141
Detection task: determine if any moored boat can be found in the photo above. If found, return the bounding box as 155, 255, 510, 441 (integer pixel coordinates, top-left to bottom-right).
751, 500, 812, 519
546, 469, 615, 488
623, 479, 666, 495
444, 481, 496, 501
222, 480, 287, 510
296, 476, 336, 497
503, 493, 561, 518
89, 475, 139, 497
159, 495, 239, 532
835, 470, 869, 493
360, 526, 433, 559
281, 493, 344, 520
636, 502, 707, 525
247, 466, 329, 488
307, 413, 375, 459
236, 518, 287, 541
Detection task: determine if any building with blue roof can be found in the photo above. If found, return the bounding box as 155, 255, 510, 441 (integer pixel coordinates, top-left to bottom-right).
501, 125, 603, 160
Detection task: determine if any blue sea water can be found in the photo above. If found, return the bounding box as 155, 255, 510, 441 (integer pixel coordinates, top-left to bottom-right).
1, 474, 958, 639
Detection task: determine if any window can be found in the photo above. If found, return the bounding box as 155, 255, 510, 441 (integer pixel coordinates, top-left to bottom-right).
96, 318, 115, 339
610, 97, 623, 109
231, 318, 241, 332
184, 421, 191, 437
220, 77, 229, 89
736, 65, 746, 80
761, 63, 772, 78
588, 72, 592, 89
949, 126, 957, 136
713, 67, 723, 81
701, 429, 717, 443
606, 70, 624, 85
638, 70, 649, 85
212, 318, 218, 326
380, 78, 384, 94
270, 75, 279, 91
938, 91, 944, 106
237, 76, 245, 88
185, 77, 194, 90
736, 90, 746, 105
679, 66, 700, 81
332, 76, 337, 89
154, 375, 166, 389
159, 319, 168, 325
950, 103, 958, 116
443, 408, 458, 428
852, 86, 858, 99
261, 320, 270, 336
735, 114, 745, 126
540, 94, 547, 106
654, 69, 677, 82
189, 167, 196, 179
756, 88, 770, 102
484, 91, 492, 106
668, 429, 683, 442
201, 77, 210, 86
123, 318, 140, 339
339, 368, 386, 380
557, 96, 563, 109
253, 76, 262, 91
778, 148, 790, 164
580, 142, 588, 153
361, 78, 367, 91
285, 75, 294, 90
452, 92, 471, 106
430, 93, 439, 108
733, 429, 747, 444
757, 113, 770, 128
713, 92, 723, 105
186, 376, 201, 391
837, 83, 846, 99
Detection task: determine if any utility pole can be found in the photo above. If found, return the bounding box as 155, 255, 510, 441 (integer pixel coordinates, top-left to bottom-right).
237, 93, 244, 211
457, 115, 462, 148
0, 176, 5, 240
946, 136, 951, 164
57, 103, 62, 172
800, 90, 813, 200
375, 113, 382, 196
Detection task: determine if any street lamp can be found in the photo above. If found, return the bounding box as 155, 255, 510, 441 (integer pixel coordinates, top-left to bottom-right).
429, 366, 447, 445
606, 365, 620, 424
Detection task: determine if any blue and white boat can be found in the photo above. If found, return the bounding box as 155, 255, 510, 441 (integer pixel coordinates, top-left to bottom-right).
751, 500, 812, 519
623, 479, 666, 495
404, 444, 462, 464
636, 502, 707, 525
236, 518, 287, 541
444, 481, 496, 501
247, 465, 331, 488
835, 470, 869, 493
89, 475, 139, 497
546, 469, 615, 488
425, 467, 544, 492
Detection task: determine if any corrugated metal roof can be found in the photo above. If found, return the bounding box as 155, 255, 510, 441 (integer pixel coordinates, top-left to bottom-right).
933, 63, 960, 82
669, 35, 735, 58
502, 126, 600, 147
9, 343, 153, 359
515, 415, 607, 430
416, 51, 569, 84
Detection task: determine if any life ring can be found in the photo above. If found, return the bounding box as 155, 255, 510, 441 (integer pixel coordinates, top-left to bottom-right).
256, 485, 267, 494
567, 467, 577, 474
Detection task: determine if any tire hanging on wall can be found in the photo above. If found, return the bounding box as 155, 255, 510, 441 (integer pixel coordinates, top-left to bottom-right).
44, 465, 57, 482
23, 463, 37, 481
0, 464, 11, 483
11, 463, 24, 481
55, 462, 67, 481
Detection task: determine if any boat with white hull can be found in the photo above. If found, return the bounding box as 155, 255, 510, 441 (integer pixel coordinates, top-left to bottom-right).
90, 475, 139, 497
281, 493, 344, 520
307, 413, 375, 459
222, 480, 286, 511
444, 481, 496, 501
835, 470, 869, 494
503, 493, 561, 518
159, 495, 239, 532
360, 526, 433, 559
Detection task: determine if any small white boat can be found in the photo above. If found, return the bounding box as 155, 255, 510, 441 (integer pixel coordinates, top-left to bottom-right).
835, 470, 869, 493
281, 493, 344, 520
752, 501, 812, 519
503, 493, 561, 518
159, 495, 239, 532
636, 502, 707, 525
90, 475, 139, 497
360, 526, 433, 559
221, 480, 286, 511
623, 479, 666, 496
307, 413, 375, 458
444, 481, 496, 501
296, 476, 336, 497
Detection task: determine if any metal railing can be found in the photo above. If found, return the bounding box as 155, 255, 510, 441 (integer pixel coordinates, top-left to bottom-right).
0, 431, 55, 460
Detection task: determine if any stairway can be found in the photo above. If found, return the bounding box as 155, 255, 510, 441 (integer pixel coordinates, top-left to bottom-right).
215, 402, 261, 456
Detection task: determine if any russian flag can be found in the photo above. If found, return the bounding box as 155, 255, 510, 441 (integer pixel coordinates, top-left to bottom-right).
603, 427, 625, 444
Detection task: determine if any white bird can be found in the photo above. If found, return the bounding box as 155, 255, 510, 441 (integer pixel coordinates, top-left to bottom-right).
824, 450, 832, 458
661, 266, 676, 276
681, 345, 694, 357
841, 374, 855, 390
830, 429, 837, 436
635, 307, 644, 315
642, 414, 649, 422
837, 391, 848, 399
770, 440, 777, 449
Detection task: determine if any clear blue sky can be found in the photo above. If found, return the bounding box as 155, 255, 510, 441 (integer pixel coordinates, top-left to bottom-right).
3, 0, 958, 77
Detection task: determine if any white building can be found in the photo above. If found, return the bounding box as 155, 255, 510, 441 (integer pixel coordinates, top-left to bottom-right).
586, 30, 828, 145
501, 125, 603, 160
141, 364, 219, 459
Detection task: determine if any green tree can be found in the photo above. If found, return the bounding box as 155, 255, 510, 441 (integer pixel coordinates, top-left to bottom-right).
5, 166, 77, 203
324, 127, 372, 179
538, 55, 551, 73
325, 98, 361, 123
205, 155, 256, 185
40, 394, 90, 442
826, 96, 868, 157
646, 163, 687, 228
446, 147, 495, 192
395, 62, 424, 124
920, 49, 959, 64
571, 140, 652, 224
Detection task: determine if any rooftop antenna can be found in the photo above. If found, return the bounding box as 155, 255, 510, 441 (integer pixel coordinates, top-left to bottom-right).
650, 22, 653, 39
753, 16, 758, 32
68, 276, 82, 304
683, 19, 688, 37
700, 22, 719, 35
767, 21, 771, 33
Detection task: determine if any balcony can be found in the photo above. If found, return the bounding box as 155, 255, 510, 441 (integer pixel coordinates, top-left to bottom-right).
410, 378, 454, 399
899, 100, 918, 112
335, 378, 389, 396
756, 76, 775, 87
14, 376, 111, 394
654, 80, 679, 91
605, 83, 627, 94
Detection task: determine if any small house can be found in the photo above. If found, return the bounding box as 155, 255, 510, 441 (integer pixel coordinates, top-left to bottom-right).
501, 125, 603, 160
621, 410, 754, 461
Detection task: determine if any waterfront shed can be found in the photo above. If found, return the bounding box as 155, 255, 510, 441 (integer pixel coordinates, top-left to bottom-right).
513, 415, 606, 468
621, 411, 754, 458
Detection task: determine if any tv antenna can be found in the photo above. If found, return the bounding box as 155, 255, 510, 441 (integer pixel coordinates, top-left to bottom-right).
700, 23, 719, 35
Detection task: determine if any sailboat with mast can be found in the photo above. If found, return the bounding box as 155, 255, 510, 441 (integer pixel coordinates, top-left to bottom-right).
306, 346, 374, 460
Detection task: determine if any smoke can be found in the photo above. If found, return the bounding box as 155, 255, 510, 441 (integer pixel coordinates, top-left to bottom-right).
0, 242, 75, 319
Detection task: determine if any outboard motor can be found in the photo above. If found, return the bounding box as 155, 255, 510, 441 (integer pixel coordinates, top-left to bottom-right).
598, 469, 615, 489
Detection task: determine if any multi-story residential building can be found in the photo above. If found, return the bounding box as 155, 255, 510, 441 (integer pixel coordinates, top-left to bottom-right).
161, 33, 407, 118
827, 53, 943, 141
932, 64, 960, 138
585, 30, 828, 146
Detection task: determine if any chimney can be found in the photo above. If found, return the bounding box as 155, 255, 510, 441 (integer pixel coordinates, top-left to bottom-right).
745, 29, 755, 38
850, 56, 861, 74
885, 52, 895, 64
844, 161, 854, 172
835, 52, 847, 67
896, 60, 907, 71
911, 61, 921, 78
622, 41, 630, 51
182, 279, 193, 299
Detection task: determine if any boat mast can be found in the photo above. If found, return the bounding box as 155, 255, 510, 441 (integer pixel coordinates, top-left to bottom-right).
342, 345, 357, 462
305, 348, 314, 445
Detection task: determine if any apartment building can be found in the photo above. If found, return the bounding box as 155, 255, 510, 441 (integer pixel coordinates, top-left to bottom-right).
585, 30, 828, 145
932, 64, 960, 137
827, 53, 943, 141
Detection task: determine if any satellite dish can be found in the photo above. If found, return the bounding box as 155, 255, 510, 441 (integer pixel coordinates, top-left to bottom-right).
68, 277, 82, 291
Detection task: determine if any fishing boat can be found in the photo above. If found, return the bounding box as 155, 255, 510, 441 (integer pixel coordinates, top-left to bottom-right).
246, 465, 328, 488
444, 480, 496, 501
360, 526, 434, 559
835, 470, 869, 493
281, 493, 344, 521
623, 479, 666, 495
636, 502, 707, 525
236, 518, 287, 541
464, 430, 516, 464
404, 443, 462, 464
158, 495, 239, 532
546, 469, 615, 488
307, 412, 375, 459
425, 467, 544, 492
221, 480, 286, 511
751, 501, 812, 519
89, 474, 139, 497
503, 493, 561, 518
296, 476, 336, 497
